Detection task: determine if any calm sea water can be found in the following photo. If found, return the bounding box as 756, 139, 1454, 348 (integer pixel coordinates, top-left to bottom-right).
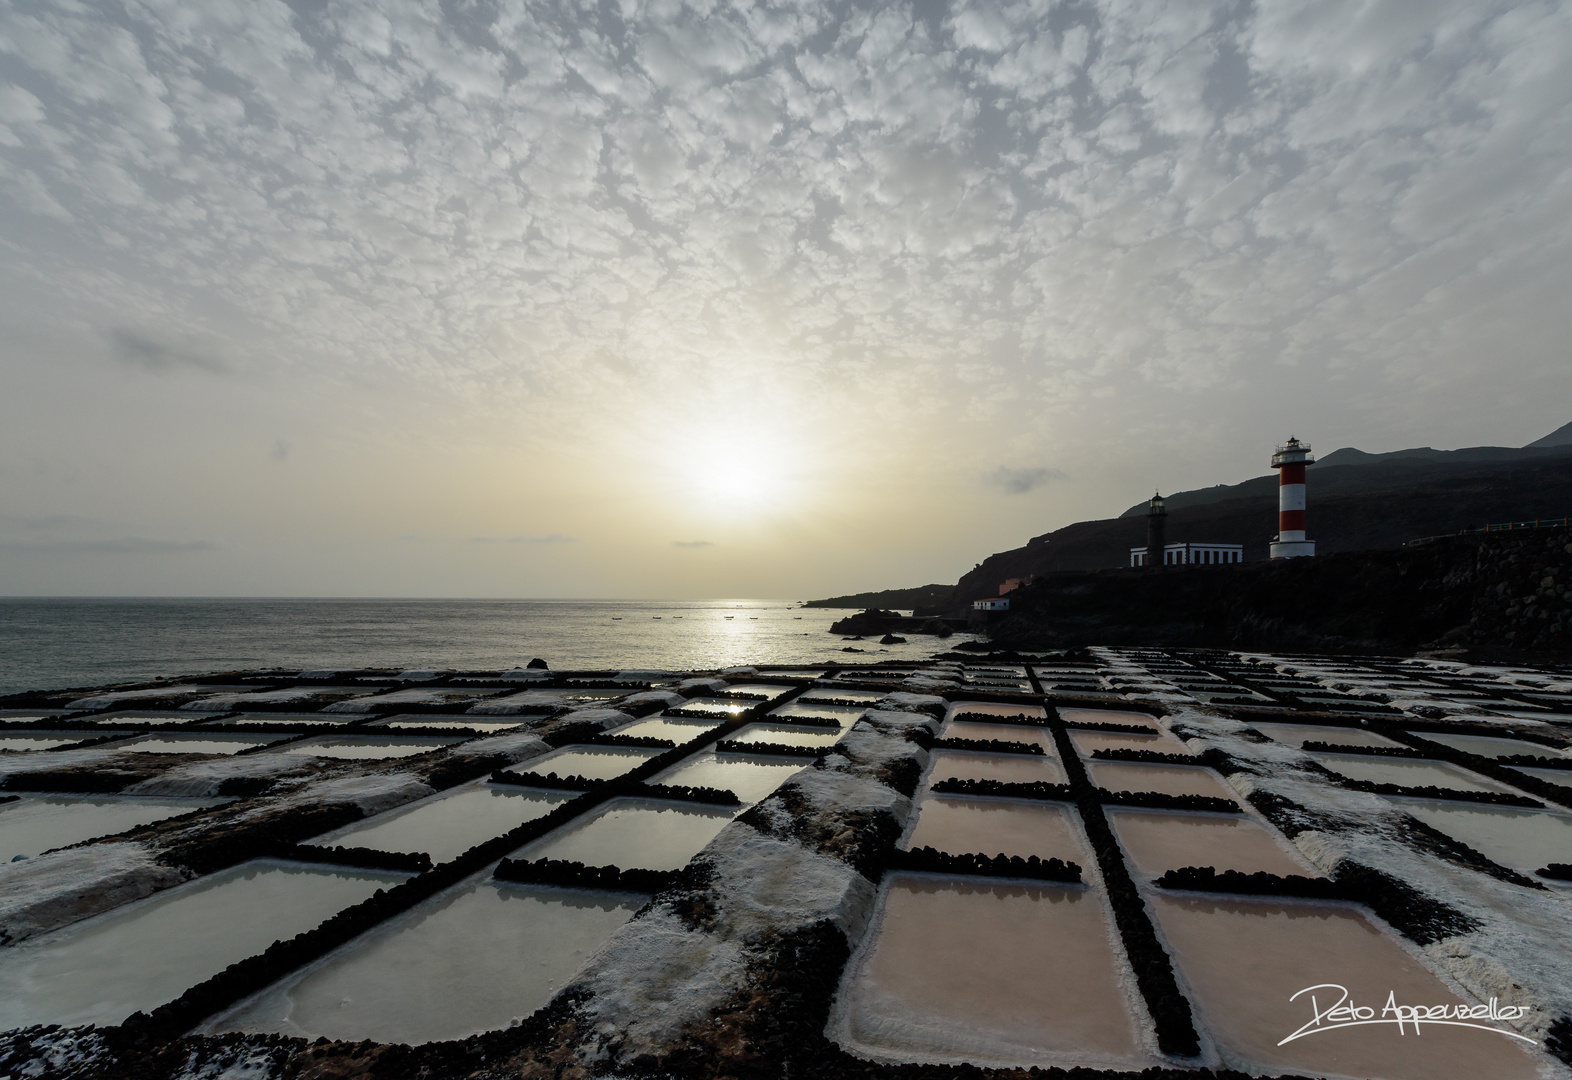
0, 599, 966, 696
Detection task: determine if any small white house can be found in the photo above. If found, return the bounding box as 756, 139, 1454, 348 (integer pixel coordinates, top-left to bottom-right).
1130, 543, 1244, 567
972, 598, 1011, 611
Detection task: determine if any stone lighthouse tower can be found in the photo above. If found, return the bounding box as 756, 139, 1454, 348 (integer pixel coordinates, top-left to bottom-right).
1269, 437, 1316, 559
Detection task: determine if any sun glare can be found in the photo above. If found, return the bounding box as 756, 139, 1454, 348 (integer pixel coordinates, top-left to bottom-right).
667, 425, 802, 514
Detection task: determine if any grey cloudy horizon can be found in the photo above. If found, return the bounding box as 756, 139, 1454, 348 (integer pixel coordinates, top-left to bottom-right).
1, 0, 1569, 597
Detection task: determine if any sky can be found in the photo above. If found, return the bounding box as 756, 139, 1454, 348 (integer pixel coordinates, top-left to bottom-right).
1, 0, 1570, 598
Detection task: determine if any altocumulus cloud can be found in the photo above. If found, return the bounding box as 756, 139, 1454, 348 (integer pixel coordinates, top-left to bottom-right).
988, 467, 1067, 495
0, 0, 1568, 439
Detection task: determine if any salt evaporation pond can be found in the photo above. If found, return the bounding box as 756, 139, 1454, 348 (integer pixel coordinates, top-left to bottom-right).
509, 745, 664, 781
517, 798, 735, 871
1250, 722, 1402, 749
1107, 810, 1314, 878
799, 688, 884, 703
1059, 709, 1157, 729
373, 716, 526, 733
0, 794, 224, 862
722, 683, 795, 700
0, 732, 82, 752
280, 735, 464, 760
832, 874, 1153, 1069
112, 732, 280, 755
944, 702, 1047, 721
218, 714, 346, 727
1088, 762, 1234, 799
208, 875, 642, 1044
927, 750, 1062, 786
771, 701, 865, 722
0, 859, 404, 1028
91, 713, 205, 727
1069, 729, 1190, 756
1150, 894, 1543, 1080
1388, 799, 1572, 875
940, 721, 1052, 750
1505, 765, 1572, 792
1310, 753, 1519, 794
313, 782, 572, 863
728, 722, 844, 748
654, 751, 812, 804
1417, 732, 1569, 760
673, 697, 752, 718
606, 716, 717, 744
904, 797, 1083, 862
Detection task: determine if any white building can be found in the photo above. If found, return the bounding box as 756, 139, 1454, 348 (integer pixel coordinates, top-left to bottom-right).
1129, 542, 1244, 567
972, 598, 1011, 611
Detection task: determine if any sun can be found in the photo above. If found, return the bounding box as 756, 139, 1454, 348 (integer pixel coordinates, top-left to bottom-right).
667, 425, 800, 514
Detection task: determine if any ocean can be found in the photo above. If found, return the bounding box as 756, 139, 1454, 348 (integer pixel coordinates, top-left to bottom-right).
0, 598, 969, 695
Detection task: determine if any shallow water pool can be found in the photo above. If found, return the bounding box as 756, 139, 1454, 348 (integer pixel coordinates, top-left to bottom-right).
1416, 732, 1569, 760
771, 701, 865, 723
606, 716, 718, 744
0, 794, 225, 862
279, 736, 464, 760
313, 783, 572, 863
0, 859, 404, 1029
904, 797, 1083, 862
1310, 754, 1518, 794
1069, 730, 1189, 757
1088, 762, 1234, 800
940, 721, 1052, 750
926, 750, 1062, 786
1107, 809, 1314, 878
833, 874, 1153, 1069
653, 751, 812, 804
511, 745, 664, 781
728, 723, 844, 748
372, 716, 526, 733
0, 732, 84, 752
515, 797, 736, 871
1059, 709, 1158, 729
1387, 798, 1572, 875
112, 733, 280, 755
944, 701, 1046, 722
1149, 894, 1543, 1079
207, 876, 642, 1044
1250, 723, 1402, 749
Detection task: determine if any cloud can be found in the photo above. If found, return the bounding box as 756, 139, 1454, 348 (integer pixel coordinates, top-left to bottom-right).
467, 534, 579, 544
672, 540, 715, 548
0, 537, 216, 553
986, 467, 1068, 495
109, 329, 229, 375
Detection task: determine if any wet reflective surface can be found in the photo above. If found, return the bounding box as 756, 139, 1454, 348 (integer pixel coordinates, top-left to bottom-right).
279, 736, 464, 760
771, 701, 866, 722
112, 733, 279, 755
927, 750, 1062, 786
0, 732, 82, 752
314, 783, 572, 863
940, 721, 1052, 750
606, 716, 718, 744
1388, 798, 1572, 875
835, 874, 1153, 1069
0, 859, 403, 1028
944, 702, 1047, 721
728, 723, 844, 748
1088, 762, 1234, 799
1416, 732, 1570, 760
1251, 723, 1402, 749
1310, 754, 1518, 794
653, 752, 812, 804
510, 745, 664, 781
1151, 894, 1543, 1080
1108, 809, 1314, 878
516, 797, 736, 871
0, 794, 224, 862
1070, 730, 1190, 757
374, 717, 527, 733
1059, 709, 1158, 729
904, 797, 1083, 862
210, 877, 642, 1044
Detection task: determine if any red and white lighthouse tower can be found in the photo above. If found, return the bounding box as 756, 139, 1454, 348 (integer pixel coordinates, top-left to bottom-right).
1269, 437, 1316, 559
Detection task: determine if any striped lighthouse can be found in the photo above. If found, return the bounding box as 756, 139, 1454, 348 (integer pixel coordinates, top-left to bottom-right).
1269, 437, 1316, 559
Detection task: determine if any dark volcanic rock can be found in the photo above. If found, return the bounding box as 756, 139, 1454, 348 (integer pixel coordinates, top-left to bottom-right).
878, 633, 906, 645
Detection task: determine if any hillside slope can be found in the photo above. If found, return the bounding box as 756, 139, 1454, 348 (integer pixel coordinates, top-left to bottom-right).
954, 447, 1572, 604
